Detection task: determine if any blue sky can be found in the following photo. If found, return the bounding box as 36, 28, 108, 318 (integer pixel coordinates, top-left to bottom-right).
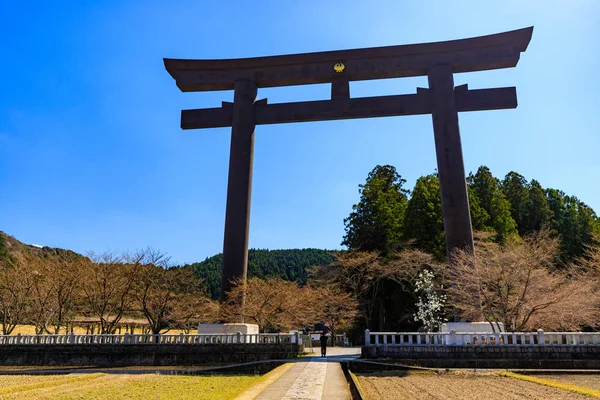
1, 0, 599, 265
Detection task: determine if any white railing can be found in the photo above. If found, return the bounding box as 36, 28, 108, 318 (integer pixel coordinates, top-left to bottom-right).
0, 332, 301, 346
364, 329, 600, 346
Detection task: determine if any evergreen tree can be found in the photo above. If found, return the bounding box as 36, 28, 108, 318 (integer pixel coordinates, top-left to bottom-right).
467, 166, 499, 218
467, 186, 489, 230
404, 175, 445, 258
501, 171, 529, 234
468, 166, 517, 242
523, 179, 552, 234
578, 203, 600, 251
546, 188, 566, 235
342, 165, 409, 254
188, 249, 335, 300
561, 197, 583, 260
490, 192, 518, 243
560, 197, 600, 261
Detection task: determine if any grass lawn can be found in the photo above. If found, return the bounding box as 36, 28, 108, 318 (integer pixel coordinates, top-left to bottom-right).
0, 373, 262, 399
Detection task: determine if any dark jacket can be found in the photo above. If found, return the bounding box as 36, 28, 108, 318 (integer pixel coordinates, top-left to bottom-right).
320, 335, 328, 347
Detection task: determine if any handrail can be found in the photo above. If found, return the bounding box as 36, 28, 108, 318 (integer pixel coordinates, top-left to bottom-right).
364, 330, 600, 346
0, 332, 301, 346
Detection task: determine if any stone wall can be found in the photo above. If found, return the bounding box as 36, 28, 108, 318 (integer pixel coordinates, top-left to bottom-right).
0, 344, 302, 367
362, 345, 600, 369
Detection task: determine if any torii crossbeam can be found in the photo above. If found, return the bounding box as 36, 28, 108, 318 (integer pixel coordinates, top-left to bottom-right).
164, 27, 533, 311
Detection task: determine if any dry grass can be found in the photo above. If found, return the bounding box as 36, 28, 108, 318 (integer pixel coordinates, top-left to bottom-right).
6, 325, 185, 335
0, 365, 225, 372
0, 373, 261, 400
356, 370, 591, 400
532, 374, 600, 391
503, 372, 600, 398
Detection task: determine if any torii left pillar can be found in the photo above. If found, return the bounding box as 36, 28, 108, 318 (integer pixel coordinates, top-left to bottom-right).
219, 79, 257, 320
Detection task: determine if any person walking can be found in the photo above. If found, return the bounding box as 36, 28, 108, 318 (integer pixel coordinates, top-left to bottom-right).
320, 332, 328, 358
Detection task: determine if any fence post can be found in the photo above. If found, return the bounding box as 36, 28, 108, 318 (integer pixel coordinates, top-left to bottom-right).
449, 330, 456, 345
537, 329, 545, 346
70, 332, 75, 344
365, 329, 370, 346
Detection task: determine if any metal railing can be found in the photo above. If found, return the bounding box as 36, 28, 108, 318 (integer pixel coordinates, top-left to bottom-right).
364, 329, 600, 346
0, 332, 301, 345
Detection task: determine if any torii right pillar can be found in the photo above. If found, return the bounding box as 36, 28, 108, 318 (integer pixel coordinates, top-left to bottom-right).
428, 64, 475, 259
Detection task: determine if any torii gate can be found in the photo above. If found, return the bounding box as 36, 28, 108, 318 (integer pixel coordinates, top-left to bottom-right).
164, 27, 533, 309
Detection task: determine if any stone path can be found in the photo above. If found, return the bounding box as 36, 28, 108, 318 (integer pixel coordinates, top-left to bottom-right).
245, 347, 360, 400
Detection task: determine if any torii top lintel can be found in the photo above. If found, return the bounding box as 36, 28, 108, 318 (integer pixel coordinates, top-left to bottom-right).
164, 27, 533, 92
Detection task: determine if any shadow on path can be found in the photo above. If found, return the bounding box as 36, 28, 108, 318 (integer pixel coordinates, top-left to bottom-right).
0, 347, 363, 376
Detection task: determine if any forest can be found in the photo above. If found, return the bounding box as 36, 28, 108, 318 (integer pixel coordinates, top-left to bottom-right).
1, 164, 599, 337
186, 249, 335, 300
337, 164, 600, 334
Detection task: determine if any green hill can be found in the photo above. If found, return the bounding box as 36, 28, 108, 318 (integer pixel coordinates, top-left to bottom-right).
185, 248, 336, 299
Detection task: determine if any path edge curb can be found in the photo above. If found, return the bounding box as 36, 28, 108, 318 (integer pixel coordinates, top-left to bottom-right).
341, 362, 367, 400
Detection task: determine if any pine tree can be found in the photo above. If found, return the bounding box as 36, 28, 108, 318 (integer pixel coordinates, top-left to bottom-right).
467, 166, 499, 218
404, 175, 445, 258
490, 192, 518, 243
342, 165, 409, 254
523, 179, 552, 234
468, 166, 517, 241
467, 186, 489, 230
561, 198, 583, 260
501, 171, 529, 234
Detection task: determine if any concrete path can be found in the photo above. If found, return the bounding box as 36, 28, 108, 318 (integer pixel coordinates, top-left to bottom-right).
240, 347, 360, 400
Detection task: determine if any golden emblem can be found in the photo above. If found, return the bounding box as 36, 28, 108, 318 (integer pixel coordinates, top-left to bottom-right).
334, 62, 345, 73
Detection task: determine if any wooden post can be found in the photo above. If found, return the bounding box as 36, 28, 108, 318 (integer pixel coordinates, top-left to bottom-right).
220, 80, 257, 318
331, 77, 350, 100
428, 64, 475, 259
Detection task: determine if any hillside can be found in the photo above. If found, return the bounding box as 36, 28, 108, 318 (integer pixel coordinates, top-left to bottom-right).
1, 231, 335, 301
0, 231, 85, 264
0, 231, 40, 263
185, 248, 336, 300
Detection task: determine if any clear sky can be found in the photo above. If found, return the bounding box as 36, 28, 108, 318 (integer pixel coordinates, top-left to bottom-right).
1, 0, 599, 265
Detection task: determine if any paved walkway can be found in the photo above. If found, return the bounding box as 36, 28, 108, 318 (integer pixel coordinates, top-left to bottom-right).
239, 347, 360, 400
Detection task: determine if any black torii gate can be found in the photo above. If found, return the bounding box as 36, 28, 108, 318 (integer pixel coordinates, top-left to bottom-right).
164, 27, 533, 312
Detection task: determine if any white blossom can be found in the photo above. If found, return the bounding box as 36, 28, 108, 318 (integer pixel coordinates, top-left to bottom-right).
413, 270, 447, 332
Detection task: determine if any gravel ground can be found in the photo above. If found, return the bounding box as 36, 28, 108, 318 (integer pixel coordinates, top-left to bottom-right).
356, 371, 590, 400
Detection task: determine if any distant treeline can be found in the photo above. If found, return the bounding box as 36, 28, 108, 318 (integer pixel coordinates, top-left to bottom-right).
185, 249, 336, 299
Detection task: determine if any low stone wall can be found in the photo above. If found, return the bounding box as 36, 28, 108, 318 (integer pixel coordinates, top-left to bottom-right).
0, 344, 302, 367
361, 345, 600, 369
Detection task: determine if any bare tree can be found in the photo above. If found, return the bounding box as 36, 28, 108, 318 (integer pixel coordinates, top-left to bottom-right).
81, 251, 142, 334
0, 254, 34, 335
48, 253, 83, 334
171, 293, 219, 333
314, 251, 380, 329
221, 277, 316, 332
450, 230, 599, 331
311, 249, 439, 329
132, 249, 174, 334
26, 252, 83, 334
314, 284, 359, 339
136, 263, 207, 334
576, 234, 600, 275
